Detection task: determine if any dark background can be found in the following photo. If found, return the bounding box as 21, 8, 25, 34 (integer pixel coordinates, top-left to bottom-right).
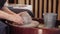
8, 0, 18, 4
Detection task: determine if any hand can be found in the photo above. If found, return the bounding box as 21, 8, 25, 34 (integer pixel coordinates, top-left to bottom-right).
8, 15, 24, 25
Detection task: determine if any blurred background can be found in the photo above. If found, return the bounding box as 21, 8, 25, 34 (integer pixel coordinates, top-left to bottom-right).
6, 0, 60, 20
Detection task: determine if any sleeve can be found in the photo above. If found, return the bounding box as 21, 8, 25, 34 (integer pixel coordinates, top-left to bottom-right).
0, 0, 6, 9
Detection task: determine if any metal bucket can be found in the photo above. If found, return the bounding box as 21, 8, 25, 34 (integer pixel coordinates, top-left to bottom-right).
43, 13, 57, 28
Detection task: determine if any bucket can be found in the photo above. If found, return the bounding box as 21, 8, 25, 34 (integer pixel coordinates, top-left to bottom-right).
43, 13, 57, 28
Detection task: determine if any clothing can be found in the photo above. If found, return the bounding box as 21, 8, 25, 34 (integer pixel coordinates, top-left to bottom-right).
8, 7, 34, 17
0, 20, 9, 34
0, 0, 7, 27
0, 0, 6, 9
0, 0, 9, 34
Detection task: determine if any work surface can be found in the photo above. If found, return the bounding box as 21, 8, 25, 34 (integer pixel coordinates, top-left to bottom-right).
10, 25, 60, 34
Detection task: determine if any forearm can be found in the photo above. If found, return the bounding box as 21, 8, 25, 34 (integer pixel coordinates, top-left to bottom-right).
1, 7, 24, 24
0, 10, 24, 24
2, 6, 16, 15
0, 10, 12, 20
